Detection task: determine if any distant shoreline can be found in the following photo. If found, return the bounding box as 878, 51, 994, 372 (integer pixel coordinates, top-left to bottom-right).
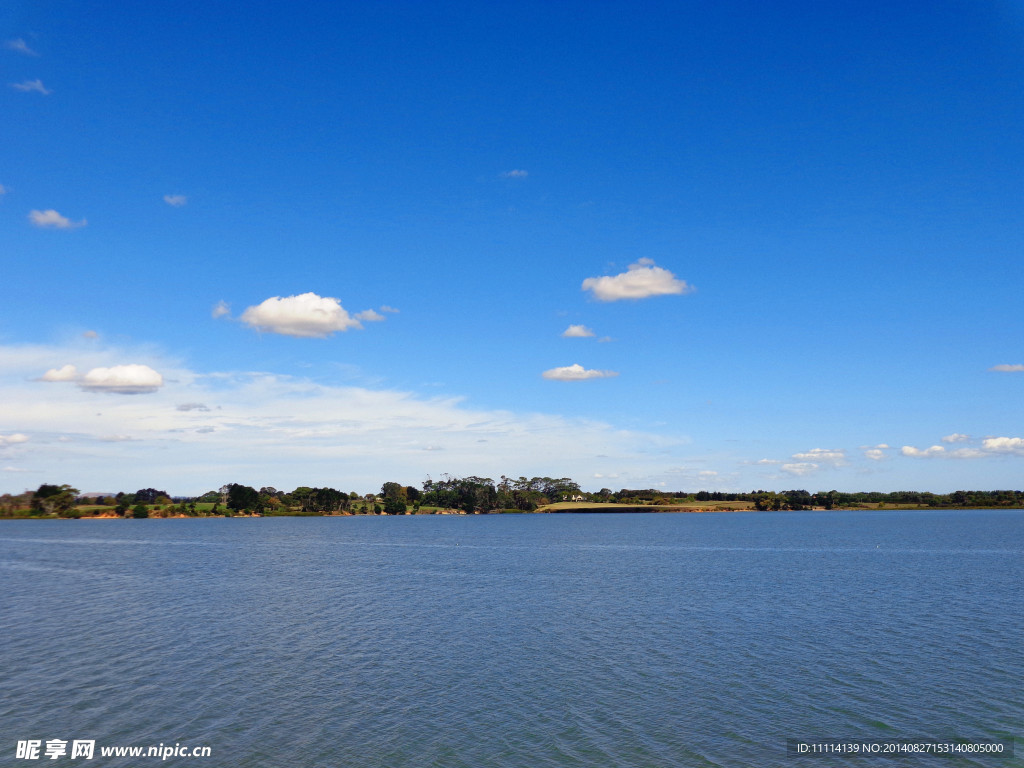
4, 503, 1023, 521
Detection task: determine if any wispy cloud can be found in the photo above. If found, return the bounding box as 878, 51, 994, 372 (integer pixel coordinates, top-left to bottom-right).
0, 341, 673, 492
942, 433, 970, 443
11, 79, 51, 94
990, 364, 1024, 372
379, 305, 400, 314
562, 324, 595, 338
211, 301, 231, 319
5, 38, 39, 56
791, 448, 847, 466
542, 364, 619, 381
163, 194, 187, 207
29, 209, 85, 229
781, 462, 819, 476
501, 169, 528, 178
0, 433, 29, 447
355, 309, 385, 322
582, 258, 694, 302
240, 292, 364, 338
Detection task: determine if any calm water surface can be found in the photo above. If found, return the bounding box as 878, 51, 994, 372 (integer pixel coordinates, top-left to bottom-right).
1, 510, 1022, 767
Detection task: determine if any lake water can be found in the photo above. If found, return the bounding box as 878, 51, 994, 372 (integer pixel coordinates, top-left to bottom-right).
1, 510, 1021, 767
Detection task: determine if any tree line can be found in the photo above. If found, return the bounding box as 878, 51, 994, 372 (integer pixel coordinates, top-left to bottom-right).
2, 479, 1023, 518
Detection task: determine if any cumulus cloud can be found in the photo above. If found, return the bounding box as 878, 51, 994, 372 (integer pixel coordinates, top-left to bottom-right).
5, 38, 38, 56
990, 364, 1024, 372
41, 364, 78, 382
562, 324, 595, 338
542, 364, 619, 381
791, 448, 847, 466
0, 433, 29, 446
11, 79, 51, 94
79, 365, 163, 394
942, 433, 970, 443
862, 444, 890, 461
501, 169, 528, 178
29, 209, 85, 229
211, 301, 231, 319
981, 437, 1024, 455
755, 458, 781, 465
163, 194, 187, 207
582, 258, 693, 301
355, 309, 385, 322
240, 292, 363, 338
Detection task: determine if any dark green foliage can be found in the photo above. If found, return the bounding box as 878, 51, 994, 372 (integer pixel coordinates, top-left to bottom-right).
134, 488, 168, 503
383, 497, 407, 515
131, 503, 149, 519
225, 483, 259, 512
31, 484, 79, 516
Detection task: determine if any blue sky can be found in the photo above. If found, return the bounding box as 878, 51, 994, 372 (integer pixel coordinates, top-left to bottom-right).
3, 1, 1024, 495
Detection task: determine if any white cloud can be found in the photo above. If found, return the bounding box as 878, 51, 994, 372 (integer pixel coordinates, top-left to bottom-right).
11, 79, 51, 94
902, 435, 1024, 460
240, 292, 362, 338
582, 259, 694, 301
755, 458, 781, 465
981, 437, 1024, 455
82, 330, 99, 339
41, 364, 78, 382
501, 169, 528, 178
29, 209, 85, 229
562, 324, 595, 338
902, 445, 946, 458
80, 365, 163, 394
542, 364, 619, 381
791, 448, 847, 466
380, 305, 400, 314
0, 341, 680, 494
862, 444, 891, 461
176, 403, 210, 412
781, 462, 818, 476
163, 194, 187, 207
211, 301, 231, 319
990, 364, 1024, 372
0, 433, 29, 446
355, 309, 385, 322
5, 38, 38, 56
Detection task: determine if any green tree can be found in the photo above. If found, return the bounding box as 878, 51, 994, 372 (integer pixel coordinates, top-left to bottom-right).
383, 496, 407, 515
31, 484, 79, 516
226, 484, 259, 513
131, 503, 149, 519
